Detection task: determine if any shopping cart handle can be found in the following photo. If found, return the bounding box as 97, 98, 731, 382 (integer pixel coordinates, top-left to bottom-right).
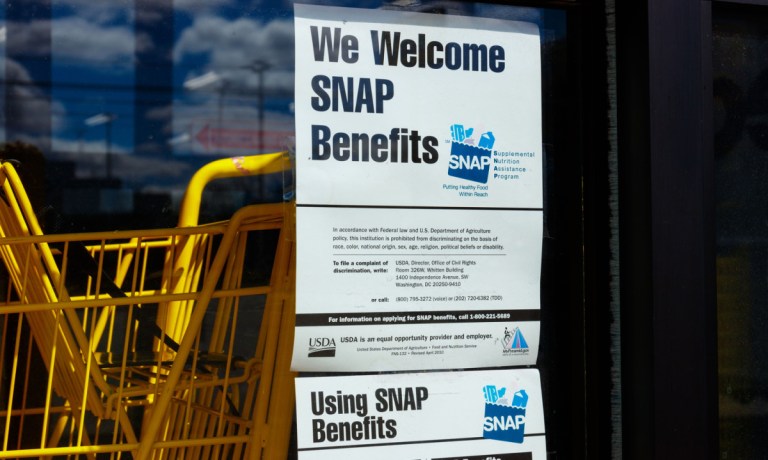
177, 152, 289, 227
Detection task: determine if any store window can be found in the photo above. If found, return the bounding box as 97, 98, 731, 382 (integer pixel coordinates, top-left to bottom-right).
0, 1, 589, 458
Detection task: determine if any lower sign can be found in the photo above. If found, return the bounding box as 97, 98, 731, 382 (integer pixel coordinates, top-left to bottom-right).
295, 369, 546, 459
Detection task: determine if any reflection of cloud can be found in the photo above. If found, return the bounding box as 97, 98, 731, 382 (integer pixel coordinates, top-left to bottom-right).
135, 0, 171, 24
288, 0, 380, 8
175, 16, 294, 93
55, 0, 223, 25
473, 4, 542, 24
174, 0, 233, 13
180, 104, 295, 132
381, 0, 471, 15
146, 104, 174, 123
8, 18, 139, 65
54, 0, 130, 24
52, 138, 130, 156
6, 19, 52, 56
4, 57, 66, 143
53, 17, 140, 64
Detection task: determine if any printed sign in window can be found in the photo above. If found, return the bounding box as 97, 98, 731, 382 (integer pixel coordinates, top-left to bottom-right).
293, 4, 543, 372
295, 369, 546, 459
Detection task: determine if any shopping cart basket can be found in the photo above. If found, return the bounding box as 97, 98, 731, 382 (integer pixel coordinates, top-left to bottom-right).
0, 153, 296, 459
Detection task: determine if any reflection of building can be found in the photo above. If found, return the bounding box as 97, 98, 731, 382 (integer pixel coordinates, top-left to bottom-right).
42, 154, 286, 230
45, 158, 174, 230
134, 0, 174, 156
4, 1, 52, 154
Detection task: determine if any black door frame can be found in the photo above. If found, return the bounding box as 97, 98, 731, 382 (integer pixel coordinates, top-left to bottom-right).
617, 1, 718, 458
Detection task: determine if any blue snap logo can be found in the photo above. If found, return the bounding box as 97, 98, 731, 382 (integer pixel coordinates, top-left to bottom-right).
483, 385, 528, 443
448, 124, 495, 184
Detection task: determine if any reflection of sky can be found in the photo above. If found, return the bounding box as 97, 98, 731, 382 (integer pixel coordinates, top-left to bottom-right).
172, 3, 296, 157
2, 0, 564, 190
51, 1, 135, 156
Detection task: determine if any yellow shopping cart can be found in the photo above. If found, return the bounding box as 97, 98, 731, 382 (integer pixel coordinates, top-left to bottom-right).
0, 153, 296, 459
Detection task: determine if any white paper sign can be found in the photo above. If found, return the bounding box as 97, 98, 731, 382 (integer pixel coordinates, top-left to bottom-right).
295, 369, 546, 459
293, 4, 543, 371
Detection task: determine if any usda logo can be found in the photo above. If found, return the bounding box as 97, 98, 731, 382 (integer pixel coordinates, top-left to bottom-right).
308, 337, 336, 357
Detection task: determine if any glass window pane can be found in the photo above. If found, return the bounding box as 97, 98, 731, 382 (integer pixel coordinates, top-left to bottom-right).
0, 1, 574, 457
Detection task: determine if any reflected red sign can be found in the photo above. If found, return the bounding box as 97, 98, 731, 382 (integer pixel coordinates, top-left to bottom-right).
195, 124, 293, 151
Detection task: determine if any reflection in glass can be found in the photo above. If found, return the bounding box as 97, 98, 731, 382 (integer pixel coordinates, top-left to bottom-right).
0, 0, 568, 230
0, 0, 574, 457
